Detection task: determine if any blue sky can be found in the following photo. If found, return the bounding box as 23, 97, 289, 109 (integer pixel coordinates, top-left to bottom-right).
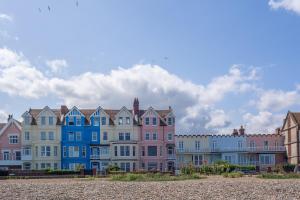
0, 0, 300, 134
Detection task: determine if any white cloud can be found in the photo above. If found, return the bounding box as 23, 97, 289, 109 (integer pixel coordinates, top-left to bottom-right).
0, 48, 259, 132
256, 89, 300, 111
0, 48, 49, 98
269, 0, 300, 15
0, 110, 8, 123
0, 13, 13, 22
46, 59, 68, 74
243, 111, 284, 133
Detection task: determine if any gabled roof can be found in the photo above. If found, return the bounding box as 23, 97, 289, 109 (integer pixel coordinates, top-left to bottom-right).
0, 118, 22, 137
90, 106, 109, 118
282, 111, 300, 130
0, 123, 6, 131
27, 108, 63, 125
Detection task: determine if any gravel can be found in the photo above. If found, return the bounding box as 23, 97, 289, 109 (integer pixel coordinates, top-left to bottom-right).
1, 176, 300, 200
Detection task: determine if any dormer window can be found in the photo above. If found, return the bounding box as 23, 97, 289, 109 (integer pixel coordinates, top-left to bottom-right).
168, 117, 172, 125
118, 117, 123, 125
126, 117, 130, 125
41, 116, 46, 125
145, 117, 150, 125
153, 117, 157, 126
49, 117, 54, 125
24, 117, 30, 125
94, 117, 100, 126
69, 117, 74, 126
76, 117, 81, 126
101, 117, 106, 125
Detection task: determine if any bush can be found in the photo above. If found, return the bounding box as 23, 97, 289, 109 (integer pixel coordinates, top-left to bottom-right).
222, 172, 243, 178
111, 173, 203, 182
108, 164, 121, 173
259, 173, 300, 179
283, 164, 296, 173
181, 164, 195, 175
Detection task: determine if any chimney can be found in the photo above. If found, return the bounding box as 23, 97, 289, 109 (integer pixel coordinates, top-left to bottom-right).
133, 98, 139, 117
7, 114, 13, 122
232, 129, 238, 136
61, 105, 69, 115
239, 126, 245, 135
276, 127, 281, 134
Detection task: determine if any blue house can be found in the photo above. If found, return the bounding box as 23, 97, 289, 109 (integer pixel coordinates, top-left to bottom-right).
61, 107, 100, 170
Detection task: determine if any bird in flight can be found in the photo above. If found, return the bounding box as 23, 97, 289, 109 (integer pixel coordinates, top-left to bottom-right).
48, 6, 51, 11
76, 1, 79, 7
38, 8, 42, 12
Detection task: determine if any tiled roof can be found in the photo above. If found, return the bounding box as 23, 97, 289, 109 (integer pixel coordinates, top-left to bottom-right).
290, 112, 300, 124
26, 105, 173, 126
29, 108, 63, 125
0, 123, 6, 131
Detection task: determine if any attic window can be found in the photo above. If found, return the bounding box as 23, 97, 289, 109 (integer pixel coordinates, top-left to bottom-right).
168, 118, 172, 125
94, 117, 100, 126
24, 117, 30, 125
69, 117, 74, 126
152, 117, 157, 125
101, 117, 106, 125
145, 117, 150, 125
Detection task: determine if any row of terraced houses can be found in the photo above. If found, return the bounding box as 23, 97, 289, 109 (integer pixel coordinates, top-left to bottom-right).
1, 99, 300, 171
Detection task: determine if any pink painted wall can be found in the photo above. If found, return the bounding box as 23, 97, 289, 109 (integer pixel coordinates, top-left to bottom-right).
0, 121, 22, 161
139, 112, 175, 170
246, 134, 284, 148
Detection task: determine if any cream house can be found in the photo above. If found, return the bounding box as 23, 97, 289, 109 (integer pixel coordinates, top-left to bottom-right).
281, 111, 300, 165
109, 107, 139, 172
21, 106, 62, 170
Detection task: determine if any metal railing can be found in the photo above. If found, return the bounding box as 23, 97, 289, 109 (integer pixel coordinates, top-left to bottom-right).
176, 146, 286, 153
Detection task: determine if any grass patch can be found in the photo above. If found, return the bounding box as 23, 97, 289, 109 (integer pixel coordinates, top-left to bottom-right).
110, 173, 203, 182
258, 173, 300, 179
222, 172, 243, 178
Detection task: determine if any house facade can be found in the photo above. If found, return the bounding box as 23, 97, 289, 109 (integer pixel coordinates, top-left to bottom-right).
21, 106, 62, 170
0, 115, 22, 169
176, 127, 286, 169
281, 111, 300, 165
109, 107, 139, 172
61, 107, 99, 170
140, 105, 176, 172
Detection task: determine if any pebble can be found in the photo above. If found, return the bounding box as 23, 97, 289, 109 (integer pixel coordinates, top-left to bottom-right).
0, 176, 300, 200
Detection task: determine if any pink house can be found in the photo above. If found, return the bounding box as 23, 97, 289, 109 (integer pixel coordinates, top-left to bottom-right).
246, 133, 285, 168
135, 98, 176, 172
0, 115, 22, 169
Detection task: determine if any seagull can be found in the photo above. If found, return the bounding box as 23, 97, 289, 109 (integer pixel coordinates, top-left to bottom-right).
164, 56, 168, 60
76, 0, 79, 7
38, 8, 42, 12
48, 6, 51, 11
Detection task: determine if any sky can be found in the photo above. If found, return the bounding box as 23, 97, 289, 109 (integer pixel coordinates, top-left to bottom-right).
0, 0, 300, 134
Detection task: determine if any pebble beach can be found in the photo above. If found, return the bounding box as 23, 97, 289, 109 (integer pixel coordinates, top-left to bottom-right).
1, 176, 300, 200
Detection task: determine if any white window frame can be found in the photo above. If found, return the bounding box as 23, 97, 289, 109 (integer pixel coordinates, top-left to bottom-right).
92, 132, 97, 141
9, 135, 18, 144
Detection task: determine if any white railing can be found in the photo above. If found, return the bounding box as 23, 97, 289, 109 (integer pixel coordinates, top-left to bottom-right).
176, 146, 286, 153
90, 155, 100, 159
167, 154, 176, 160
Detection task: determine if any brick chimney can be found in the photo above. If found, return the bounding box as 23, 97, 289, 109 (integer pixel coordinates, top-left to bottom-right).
232, 129, 239, 136
7, 114, 13, 122
61, 105, 69, 115
239, 126, 245, 135
133, 98, 139, 117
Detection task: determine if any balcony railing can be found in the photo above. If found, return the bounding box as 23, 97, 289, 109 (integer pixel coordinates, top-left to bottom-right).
90, 155, 100, 159
167, 154, 176, 160
90, 154, 110, 159
176, 146, 286, 153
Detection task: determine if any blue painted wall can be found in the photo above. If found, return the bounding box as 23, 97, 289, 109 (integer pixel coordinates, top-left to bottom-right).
61, 111, 100, 170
